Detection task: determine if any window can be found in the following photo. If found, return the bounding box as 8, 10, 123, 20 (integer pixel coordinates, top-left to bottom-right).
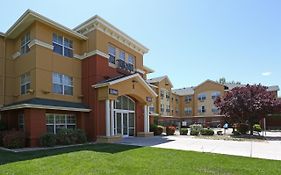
52, 73, 73, 95
160, 104, 164, 112
127, 54, 135, 72
211, 91, 221, 100
184, 107, 192, 115
198, 106, 206, 113
212, 107, 219, 113
20, 72, 31, 95
198, 93, 207, 101
160, 90, 164, 99
18, 113, 24, 130
166, 105, 170, 112
20, 32, 30, 54
108, 45, 116, 64
53, 33, 73, 57
149, 106, 155, 112
185, 95, 192, 102
114, 96, 135, 111
119, 50, 125, 61
46, 114, 76, 134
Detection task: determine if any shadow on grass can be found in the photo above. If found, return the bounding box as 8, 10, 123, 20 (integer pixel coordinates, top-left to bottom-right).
0, 143, 140, 165
117, 136, 175, 146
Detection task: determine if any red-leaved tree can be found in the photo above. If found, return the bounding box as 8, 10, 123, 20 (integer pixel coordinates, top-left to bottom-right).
215, 84, 281, 135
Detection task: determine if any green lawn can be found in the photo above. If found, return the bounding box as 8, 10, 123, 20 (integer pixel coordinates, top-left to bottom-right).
0, 143, 280, 175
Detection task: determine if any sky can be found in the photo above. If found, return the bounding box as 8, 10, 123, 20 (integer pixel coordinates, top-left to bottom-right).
1, 0, 281, 96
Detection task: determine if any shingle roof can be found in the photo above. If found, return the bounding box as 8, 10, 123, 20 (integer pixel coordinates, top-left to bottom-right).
172, 87, 194, 96
3, 98, 90, 111
146, 75, 173, 87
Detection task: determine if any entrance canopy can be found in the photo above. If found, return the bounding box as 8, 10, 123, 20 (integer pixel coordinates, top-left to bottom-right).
92, 73, 157, 104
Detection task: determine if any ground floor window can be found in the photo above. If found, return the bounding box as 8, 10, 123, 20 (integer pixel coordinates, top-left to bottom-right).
18, 113, 24, 130
46, 114, 76, 134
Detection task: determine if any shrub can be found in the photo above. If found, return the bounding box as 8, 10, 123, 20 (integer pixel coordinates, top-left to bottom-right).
180, 128, 188, 135
150, 124, 164, 136
75, 129, 87, 143
200, 128, 214, 136
190, 130, 199, 136
253, 124, 262, 132
233, 130, 241, 136
166, 126, 176, 135
56, 128, 87, 145
190, 124, 203, 132
40, 133, 57, 147
2, 131, 25, 148
237, 123, 249, 134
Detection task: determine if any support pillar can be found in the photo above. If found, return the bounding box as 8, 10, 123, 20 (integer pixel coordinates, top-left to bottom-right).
105, 99, 110, 137
144, 105, 148, 132
110, 100, 114, 136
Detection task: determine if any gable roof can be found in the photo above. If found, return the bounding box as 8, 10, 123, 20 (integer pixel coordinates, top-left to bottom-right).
5, 9, 87, 40
0, 32, 4, 37
224, 83, 279, 92
146, 75, 173, 88
73, 15, 149, 55
172, 87, 194, 96
194, 79, 224, 90
92, 73, 158, 97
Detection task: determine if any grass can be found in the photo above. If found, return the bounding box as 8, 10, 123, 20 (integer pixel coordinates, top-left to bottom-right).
0, 143, 280, 175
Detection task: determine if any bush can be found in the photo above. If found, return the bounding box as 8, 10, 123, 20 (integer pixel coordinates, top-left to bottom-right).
150, 124, 164, 136
166, 126, 176, 135
233, 130, 241, 136
40, 133, 57, 147
200, 128, 214, 136
180, 128, 188, 135
190, 124, 203, 132
56, 128, 87, 145
190, 130, 199, 136
237, 123, 249, 134
2, 131, 25, 148
253, 124, 262, 132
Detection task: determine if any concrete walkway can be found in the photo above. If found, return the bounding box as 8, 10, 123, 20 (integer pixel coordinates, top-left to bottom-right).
117, 136, 281, 161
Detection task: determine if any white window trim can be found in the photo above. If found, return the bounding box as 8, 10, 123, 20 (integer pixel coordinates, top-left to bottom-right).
46, 114, 76, 134
52, 34, 73, 57
20, 73, 31, 95
52, 73, 74, 96
20, 32, 31, 54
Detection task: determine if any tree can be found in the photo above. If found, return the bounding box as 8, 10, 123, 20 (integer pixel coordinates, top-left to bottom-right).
217, 77, 241, 85
215, 84, 281, 135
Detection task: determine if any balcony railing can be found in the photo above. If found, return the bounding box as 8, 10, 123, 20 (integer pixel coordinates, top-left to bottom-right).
116, 59, 135, 74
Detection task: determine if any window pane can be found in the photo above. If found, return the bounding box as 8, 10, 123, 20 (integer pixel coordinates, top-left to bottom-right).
128, 99, 135, 111
67, 125, 76, 130
128, 55, 135, 64
53, 44, 63, 55
63, 75, 73, 86
53, 33, 57, 43
67, 115, 76, 124
53, 73, 63, 84
47, 115, 54, 124
47, 125, 54, 133
108, 46, 116, 56
64, 86, 73, 95
21, 85, 26, 95
119, 51, 125, 61
57, 35, 63, 44
52, 84, 63, 94
64, 48, 73, 57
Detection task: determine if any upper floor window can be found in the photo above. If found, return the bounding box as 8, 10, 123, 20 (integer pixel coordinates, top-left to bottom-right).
108, 45, 116, 64
119, 50, 125, 61
20, 32, 31, 54
211, 91, 221, 100
198, 106, 206, 113
52, 72, 73, 95
127, 54, 135, 72
212, 107, 219, 113
53, 34, 73, 58
20, 72, 31, 95
185, 95, 192, 103
198, 93, 207, 101
184, 107, 192, 115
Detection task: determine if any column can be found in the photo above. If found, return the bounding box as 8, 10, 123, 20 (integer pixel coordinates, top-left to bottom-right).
110, 100, 114, 136
105, 99, 110, 137
144, 105, 149, 133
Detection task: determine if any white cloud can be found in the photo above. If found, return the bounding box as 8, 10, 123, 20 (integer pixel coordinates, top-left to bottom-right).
261, 72, 272, 76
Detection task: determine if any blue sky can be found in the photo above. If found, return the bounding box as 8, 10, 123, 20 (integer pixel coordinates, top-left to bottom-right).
1, 0, 280, 96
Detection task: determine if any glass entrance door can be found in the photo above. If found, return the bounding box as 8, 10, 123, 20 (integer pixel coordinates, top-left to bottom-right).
115, 112, 133, 137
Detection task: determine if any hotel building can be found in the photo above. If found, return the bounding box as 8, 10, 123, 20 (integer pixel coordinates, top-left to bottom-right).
0, 10, 157, 146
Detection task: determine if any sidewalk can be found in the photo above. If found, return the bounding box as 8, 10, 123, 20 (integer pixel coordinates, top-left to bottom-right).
118, 136, 281, 160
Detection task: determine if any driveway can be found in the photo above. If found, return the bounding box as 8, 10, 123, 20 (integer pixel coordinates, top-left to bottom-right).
117, 135, 281, 160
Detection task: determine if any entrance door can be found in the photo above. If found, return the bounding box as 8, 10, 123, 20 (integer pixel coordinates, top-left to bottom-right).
115, 112, 130, 137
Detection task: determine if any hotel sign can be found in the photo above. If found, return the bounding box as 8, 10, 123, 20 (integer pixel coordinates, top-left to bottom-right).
146, 97, 152, 102
109, 88, 118, 95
